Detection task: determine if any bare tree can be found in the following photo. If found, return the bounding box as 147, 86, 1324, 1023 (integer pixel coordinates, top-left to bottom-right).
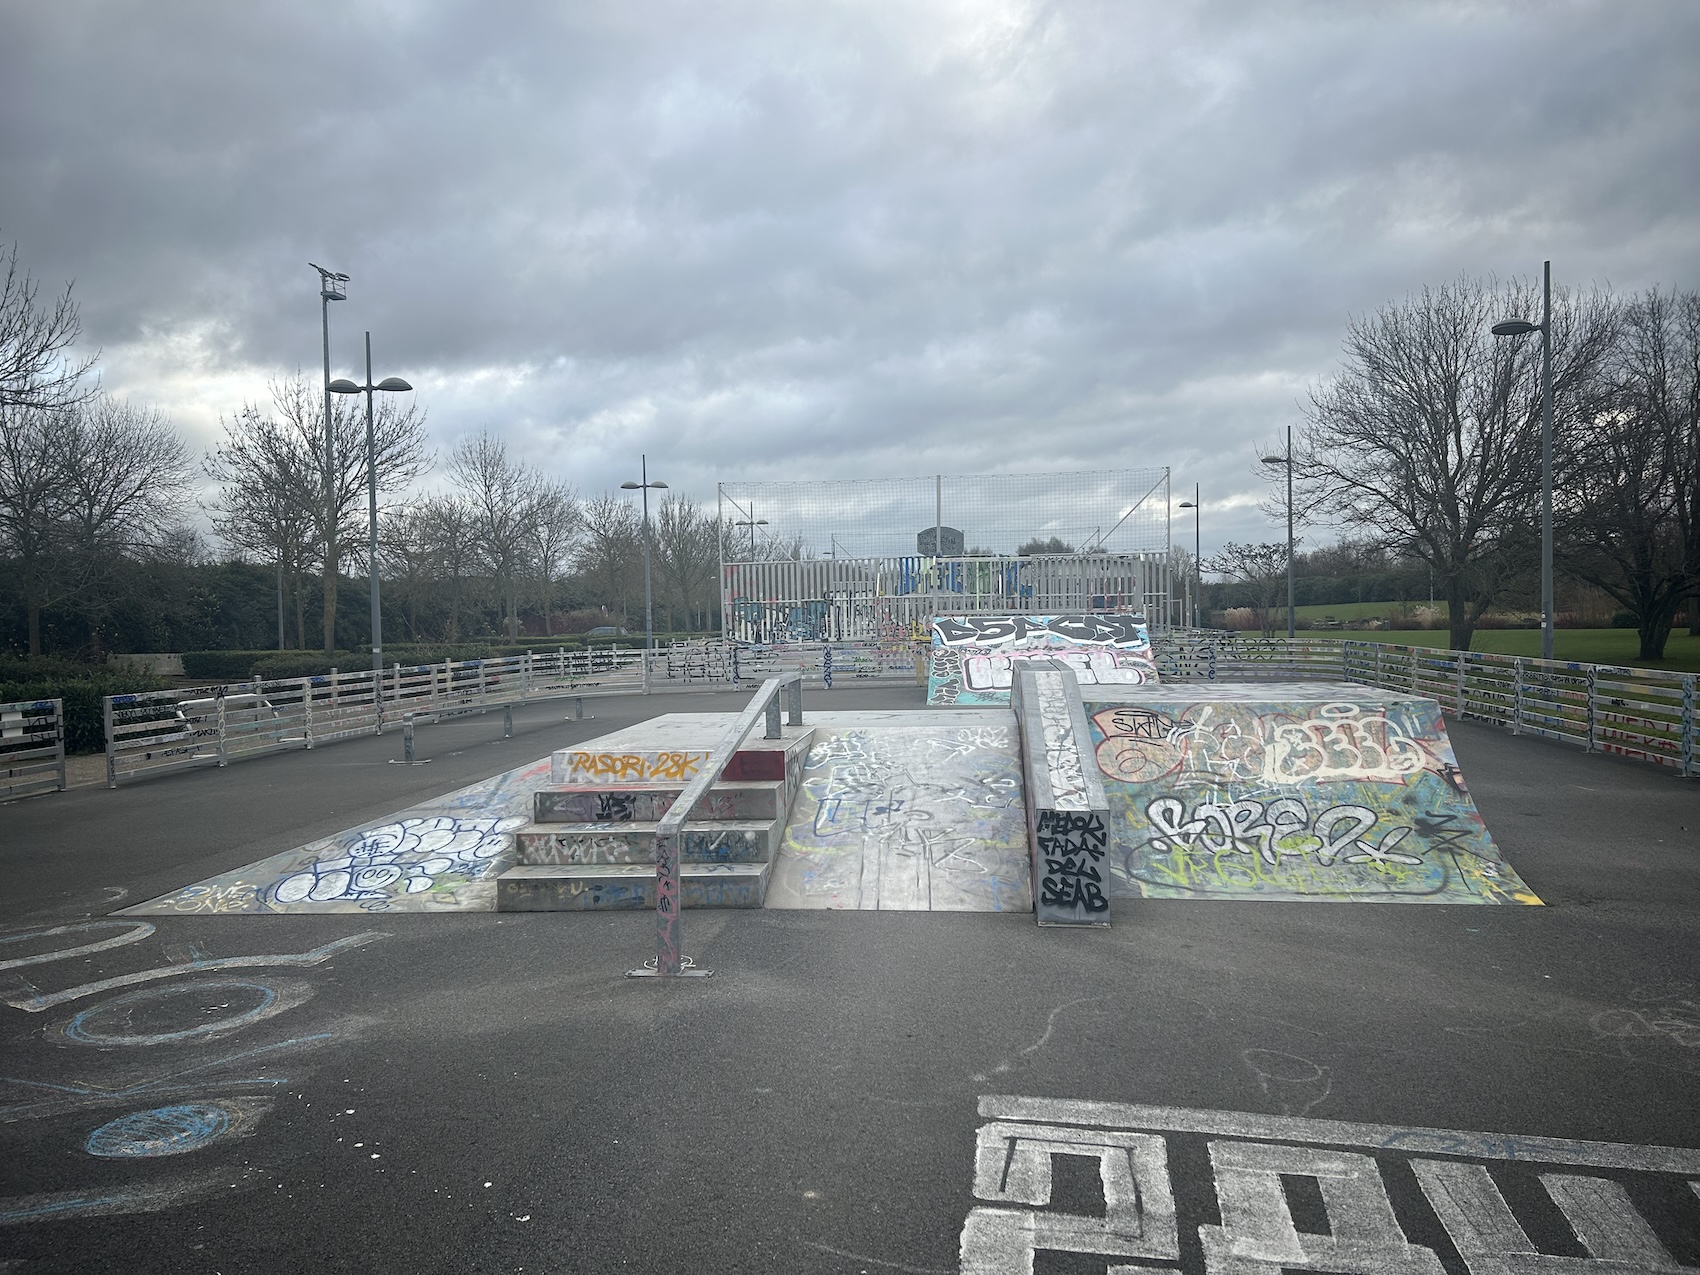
653, 494, 720, 632
0, 242, 96, 412
210, 374, 428, 653
1558, 288, 1700, 657
446, 429, 557, 641
0, 395, 192, 654
422, 495, 481, 641
1293, 275, 1618, 651
576, 492, 641, 620
1205, 542, 1291, 636
530, 484, 581, 637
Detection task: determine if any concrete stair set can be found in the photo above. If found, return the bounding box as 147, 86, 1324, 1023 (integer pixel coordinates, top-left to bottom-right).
496, 728, 815, 912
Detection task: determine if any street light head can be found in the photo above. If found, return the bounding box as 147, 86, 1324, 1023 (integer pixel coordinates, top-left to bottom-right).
1178, 501, 1196, 509
1261, 455, 1288, 466
651, 480, 668, 489
1491, 320, 1540, 337
620, 481, 641, 490
327, 378, 361, 394
375, 377, 412, 392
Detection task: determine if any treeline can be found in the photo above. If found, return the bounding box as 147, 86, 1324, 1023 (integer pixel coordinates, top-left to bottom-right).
0, 242, 726, 660
1199, 278, 1700, 657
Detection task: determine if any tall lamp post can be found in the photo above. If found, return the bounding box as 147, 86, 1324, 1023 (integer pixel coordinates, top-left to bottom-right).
1178, 485, 1201, 628
309, 264, 348, 655
735, 511, 768, 561
328, 333, 413, 708
621, 457, 668, 695
1262, 429, 1295, 639
1492, 261, 1555, 662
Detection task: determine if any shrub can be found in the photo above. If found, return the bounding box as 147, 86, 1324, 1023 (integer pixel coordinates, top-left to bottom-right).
1610, 611, 1638, 629
0, 659, 169, 754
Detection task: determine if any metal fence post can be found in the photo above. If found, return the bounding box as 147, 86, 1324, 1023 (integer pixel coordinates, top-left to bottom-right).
331, 669, 339, 708
104, 695, 116, 788
393, 662, 401, 709
478, 660, 487, 701
216, 686, 228, 767
303, 675, 315, 750
1410, 647, 1418, 694
503, 704, 513, 738
1586, 665, 1598, 753
374, 663, 385, 736
1455, 651, 1466, 716
1374, 644, 1384, 689
1513, 658, 1525, 736
1683, 674, 1696, 777
524, 650, 533, 698
403, 712, 416, 763
53, 699, 66, 791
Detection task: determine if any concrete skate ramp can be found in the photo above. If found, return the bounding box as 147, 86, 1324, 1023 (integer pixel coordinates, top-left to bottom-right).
927, 614, 1159, 706
1084, 682, 1541, 904
765, 711, 1032, 911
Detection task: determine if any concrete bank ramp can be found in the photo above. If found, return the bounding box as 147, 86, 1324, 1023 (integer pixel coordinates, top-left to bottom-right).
1082, 682, 1541, 905
764, 711, 1032, 911
926, 614, 1159, 706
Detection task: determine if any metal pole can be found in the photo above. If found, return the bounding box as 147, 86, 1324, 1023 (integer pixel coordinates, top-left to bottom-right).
277, 560, 285, 650
1193, 483, 1201, 628
366, 332, 383, 685
1286, 425, 1295, 639
321, 288, 335, 657
1541, 260, 1554, 662
641, 454, 653, 695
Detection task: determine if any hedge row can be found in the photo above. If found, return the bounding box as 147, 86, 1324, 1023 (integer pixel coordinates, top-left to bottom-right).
0, 662, 170, 755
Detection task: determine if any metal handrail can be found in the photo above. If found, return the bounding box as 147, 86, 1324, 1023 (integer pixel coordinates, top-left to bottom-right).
628, 671, 804, 979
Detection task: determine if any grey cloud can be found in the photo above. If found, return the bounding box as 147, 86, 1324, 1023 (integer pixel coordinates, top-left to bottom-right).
3, 0, 1697, 554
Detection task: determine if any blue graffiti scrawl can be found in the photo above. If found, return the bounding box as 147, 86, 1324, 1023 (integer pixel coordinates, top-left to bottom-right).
124, 757, 551, 914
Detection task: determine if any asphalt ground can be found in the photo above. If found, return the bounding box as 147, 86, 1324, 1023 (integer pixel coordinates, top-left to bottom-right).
0, 685, 1697, 1274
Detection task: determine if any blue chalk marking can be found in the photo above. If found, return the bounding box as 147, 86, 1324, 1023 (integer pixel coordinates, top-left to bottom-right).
0, 1192, 128, 1223
85, 1104, 233, 1158
67, 979, 279, 1046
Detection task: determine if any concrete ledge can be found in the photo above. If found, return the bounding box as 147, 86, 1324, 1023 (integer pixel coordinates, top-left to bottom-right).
515, 818, 781, 865
495, 862, 770, 910
534, 781, 785, 824
1013, 662, 1112, 926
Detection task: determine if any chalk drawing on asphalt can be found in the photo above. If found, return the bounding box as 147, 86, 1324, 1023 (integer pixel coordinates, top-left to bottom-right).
961, 1096, 1700, 1274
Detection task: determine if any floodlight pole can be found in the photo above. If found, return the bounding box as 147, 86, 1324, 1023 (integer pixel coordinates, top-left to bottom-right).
1285, 426, 1294, 639
1540, 262, 1554, 661
1491, 261, 1556, 661
622, 459, 668, 694
319, 274, 343, 655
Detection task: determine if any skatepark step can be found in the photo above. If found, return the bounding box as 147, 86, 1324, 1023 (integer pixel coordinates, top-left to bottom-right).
497, 862, 770, 910
515, 818, 783, 865
497, 716, 816, 911
532, 780, 786, 824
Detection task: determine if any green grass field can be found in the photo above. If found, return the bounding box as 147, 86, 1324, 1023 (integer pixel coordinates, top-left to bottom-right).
1307, 627, 1700, 673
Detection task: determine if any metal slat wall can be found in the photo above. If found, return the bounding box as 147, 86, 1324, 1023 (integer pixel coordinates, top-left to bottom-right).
1, 698, 66, 800
721, 552, 1169, 643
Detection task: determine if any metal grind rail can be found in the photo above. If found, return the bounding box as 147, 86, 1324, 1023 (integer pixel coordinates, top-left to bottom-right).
104, 647, 648, 787
1, 698, 66, 801
628, 671, 805, 979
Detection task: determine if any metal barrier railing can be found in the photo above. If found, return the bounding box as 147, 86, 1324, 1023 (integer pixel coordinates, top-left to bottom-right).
1, 698, 66, 801
1149, 632, 1700, 776
628, 671, 804, 979
104, 647, 647, 787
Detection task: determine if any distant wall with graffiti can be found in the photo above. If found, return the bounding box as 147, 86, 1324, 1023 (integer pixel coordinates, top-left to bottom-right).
929, 614, 1160, 706
1084, 688, 1540, 904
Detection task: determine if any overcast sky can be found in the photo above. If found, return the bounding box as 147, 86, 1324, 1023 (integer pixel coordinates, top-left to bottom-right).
4, 0, 1697, 560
